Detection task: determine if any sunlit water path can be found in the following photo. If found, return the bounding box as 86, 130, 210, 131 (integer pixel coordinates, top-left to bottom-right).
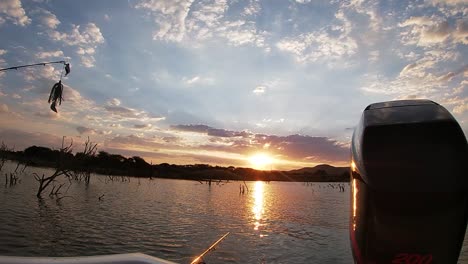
0, 162, 467, 263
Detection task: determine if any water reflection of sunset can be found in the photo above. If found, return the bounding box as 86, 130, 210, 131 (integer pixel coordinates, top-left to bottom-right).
252, 181, 265, 232
352, 178, 358, 231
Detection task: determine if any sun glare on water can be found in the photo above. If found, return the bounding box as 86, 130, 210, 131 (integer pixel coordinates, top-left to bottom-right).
249, 153, 273, 170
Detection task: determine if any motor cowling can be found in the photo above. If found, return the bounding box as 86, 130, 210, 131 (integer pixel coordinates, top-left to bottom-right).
350, 100, 468, 264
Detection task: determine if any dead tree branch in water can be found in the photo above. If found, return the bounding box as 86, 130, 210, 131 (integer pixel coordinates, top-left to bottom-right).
73, 137, 97, 185
34, 139, 73, 198
243, 180, 249, 193
8, 173, 19, 186
0, 141, 13, 171
3, 155, 27, 188
49, 183, 65, 197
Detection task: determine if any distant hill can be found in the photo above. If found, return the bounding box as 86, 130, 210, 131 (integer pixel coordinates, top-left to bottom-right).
289, 164, 349, 176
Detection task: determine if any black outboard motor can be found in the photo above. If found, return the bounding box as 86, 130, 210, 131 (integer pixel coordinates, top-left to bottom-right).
350, 100, 468, 264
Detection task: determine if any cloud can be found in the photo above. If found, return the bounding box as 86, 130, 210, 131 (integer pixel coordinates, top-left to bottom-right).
105, 134, 167, 151
253, 85, 265, 94
276, 31, 357, 64
32, 7, 60, 29
15, 83, 98, 124
421, 21, 451, 44
0, 103, 9, 113
437, 65, 468, 82
0, 104, 22, 119
135, 0, 195, 42
203, 133, 348, 163
362, 37, 467, 95
135, 0, 268, 50
17, 82, 99, 127
399, 16, 433, 27
242, 0, 260, 16
76, 126, 95, 135
0, 71, 5, 79
171, 124, 348, 163
48, 22, 104, 67
429, 0, 467, 6
442, 96, 468, 115
399, 16, 467, 46
368, 50, 380, 62
108, 98, 121, 106
103, 133, 242, 167
185, 76, 200, 85
162, 136, 180, 143
333, 10, 352, 35
62, 84, 96, 108
453, 18, 468, 45
133, 124, 153, 129
35, 111, 59, 119
190, 1, 267, 49
76, 47, 95, 55
0, 129, 63, 151
216, 20, 267, 48
171, 124, 251, 138
49, 23, 104, 45
453, 101, 468, 114
104, 98, 165, 122
80, 56, 96, 68
182, 75, 214, 86
36, 50, 64, 59
256, 134, 348, 162
340, 0, 381, 32
104, 105, 141, 118
189, 0, 227, 29
23, 64, 61, 82
0, 0, 31, 26
453, 80, 467, 94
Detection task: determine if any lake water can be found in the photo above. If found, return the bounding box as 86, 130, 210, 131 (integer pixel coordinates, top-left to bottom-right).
0, 162, 467, 263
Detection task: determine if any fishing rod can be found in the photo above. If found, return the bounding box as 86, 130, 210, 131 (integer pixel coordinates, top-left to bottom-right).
0, 60, 71, 113
190, 232, 230, 264
0, 60, 68, 72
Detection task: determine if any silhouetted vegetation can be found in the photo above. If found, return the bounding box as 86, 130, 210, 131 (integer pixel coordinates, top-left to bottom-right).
1, 142, 27, 188
0, 141, 13, 171
33, 139, 74, 198
0, 143, 350, 182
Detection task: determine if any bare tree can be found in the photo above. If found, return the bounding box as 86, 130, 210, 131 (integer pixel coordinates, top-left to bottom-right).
0, 141, 13, 171
73, 137, 97, 184
0, 142, 26, 187
33, 138, 73, 198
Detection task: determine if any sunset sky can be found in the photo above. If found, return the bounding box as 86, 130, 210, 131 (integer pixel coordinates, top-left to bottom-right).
0, 0, 466, 170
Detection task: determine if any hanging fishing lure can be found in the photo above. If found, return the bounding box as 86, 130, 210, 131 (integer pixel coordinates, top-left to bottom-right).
64, 63, 71, 76
48, 80, 63, 113
48, 62, 70, 113
0, 60, 71, 113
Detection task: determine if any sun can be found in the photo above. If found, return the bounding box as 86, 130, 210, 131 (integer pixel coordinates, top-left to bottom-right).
249, 153, 273, 170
